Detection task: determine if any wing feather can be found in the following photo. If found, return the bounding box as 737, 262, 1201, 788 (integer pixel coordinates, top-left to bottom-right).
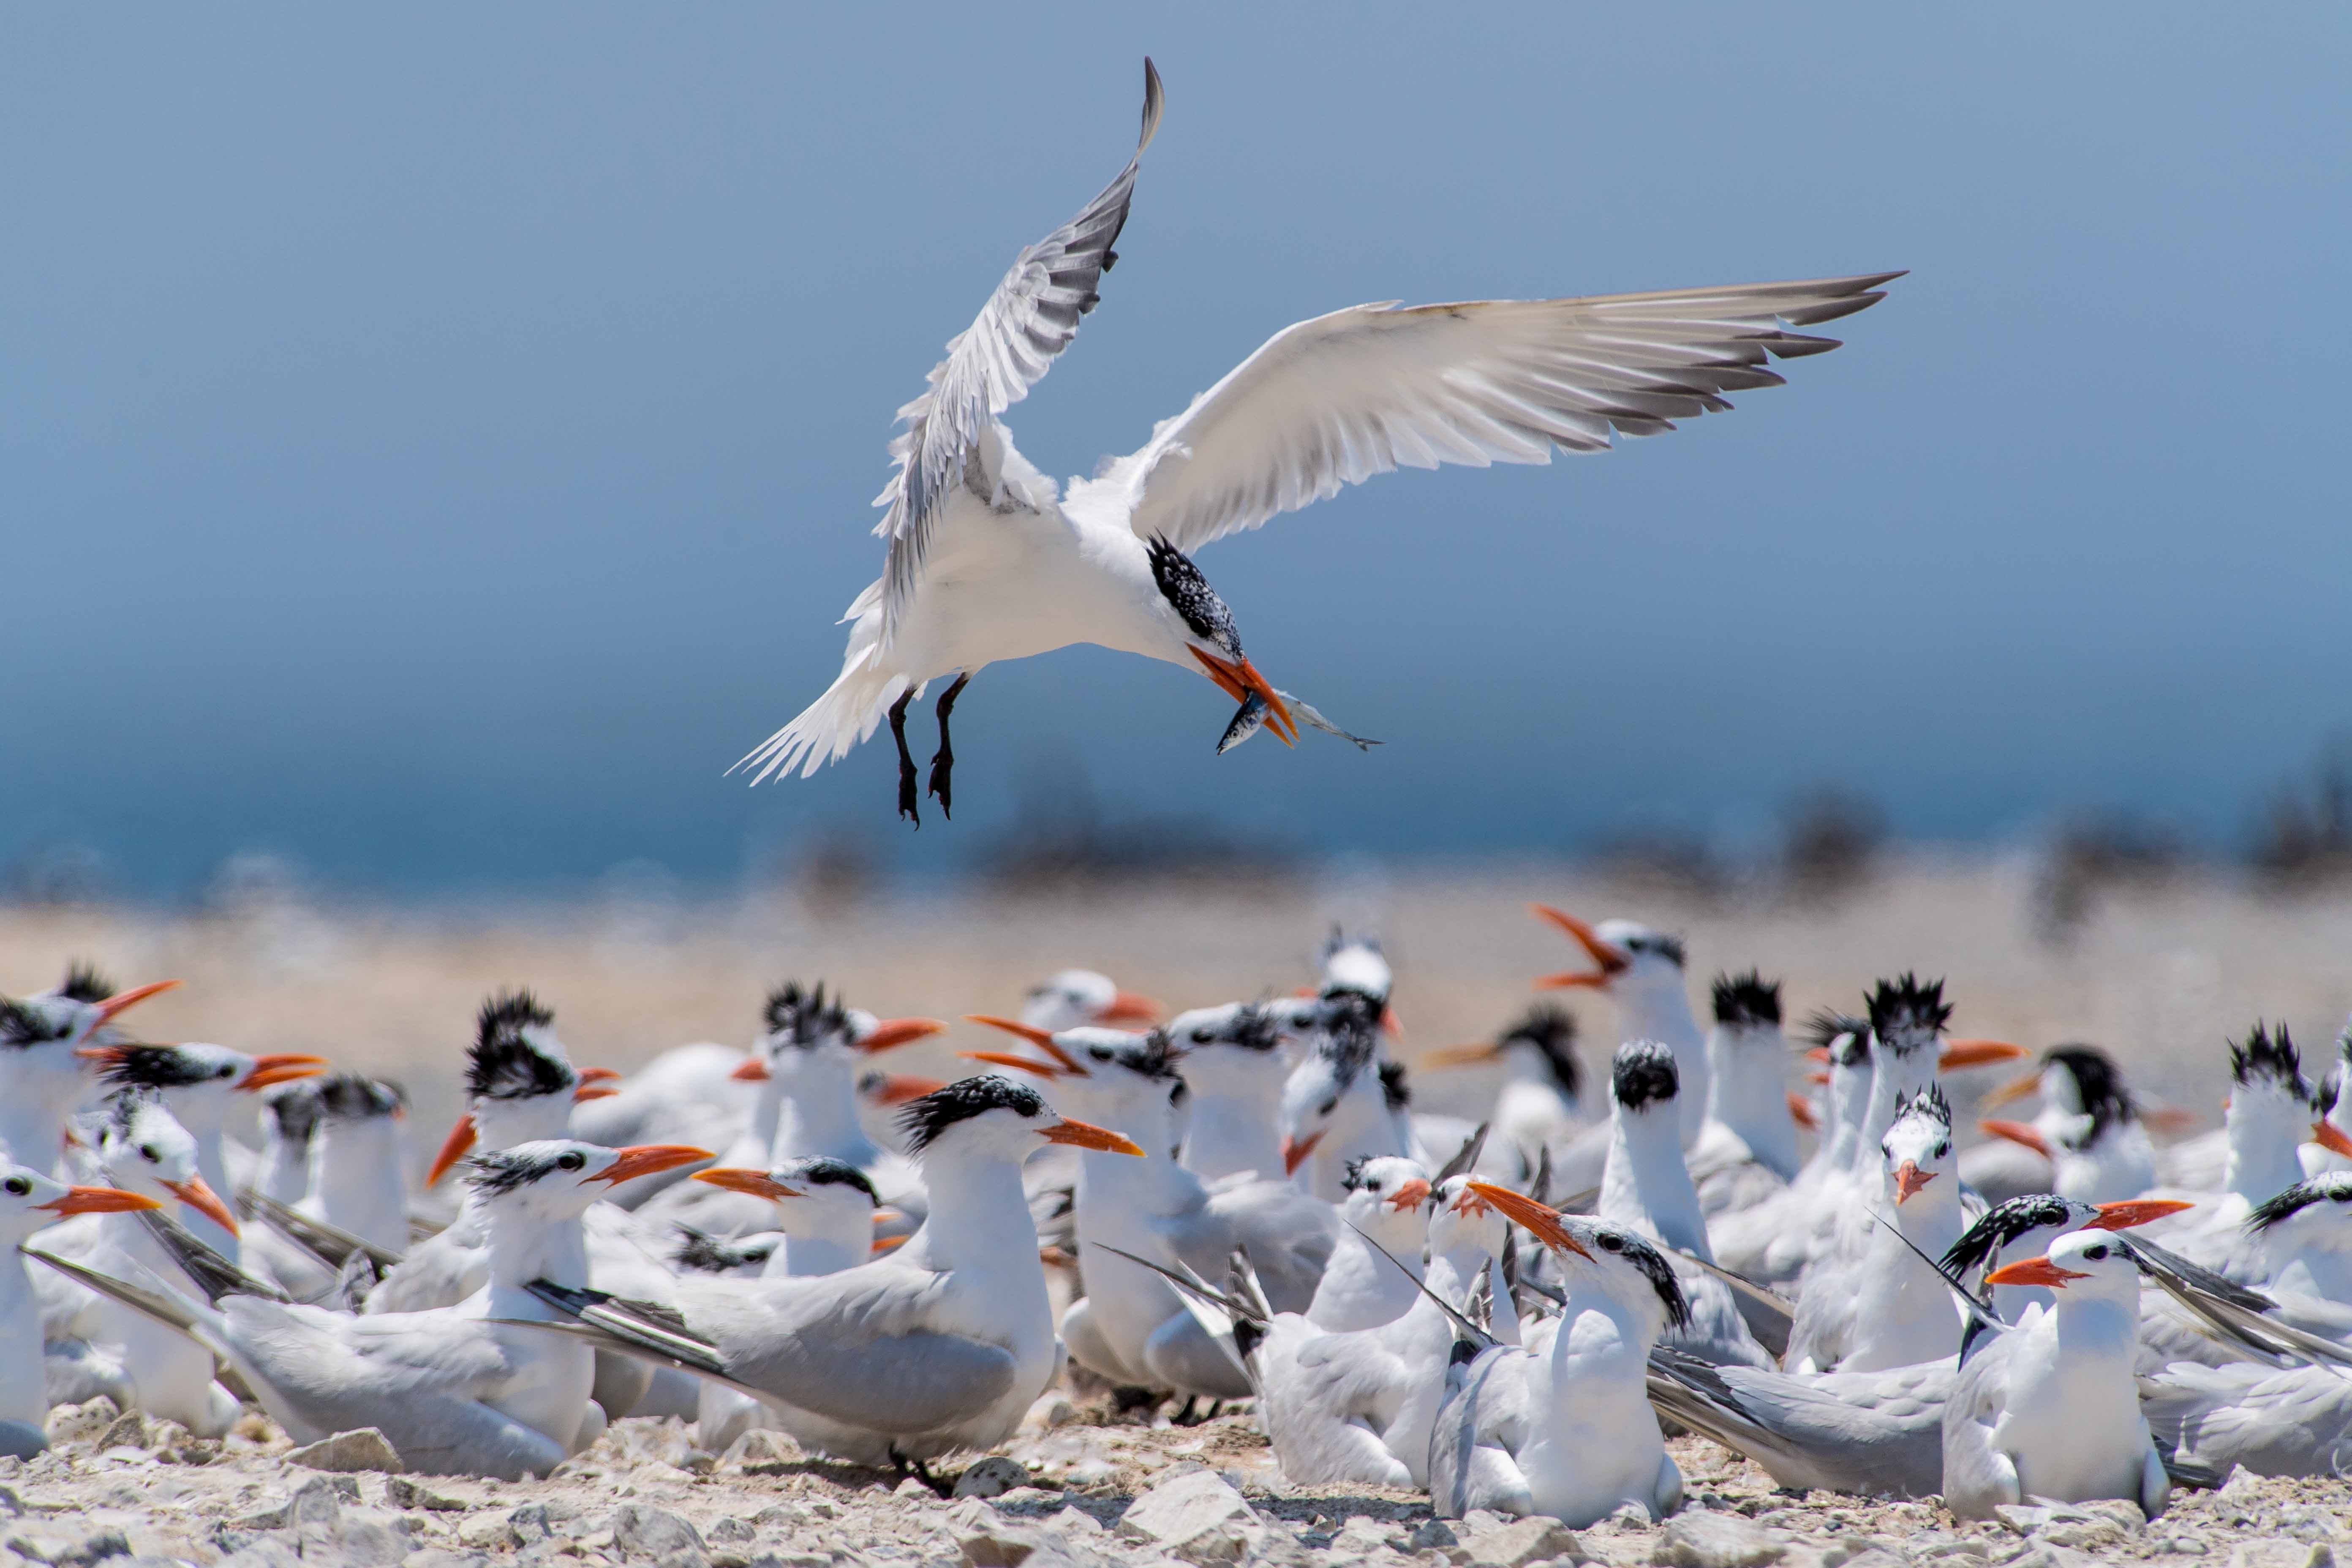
1113, 274, 1901, 553
874, 59, 1164, 646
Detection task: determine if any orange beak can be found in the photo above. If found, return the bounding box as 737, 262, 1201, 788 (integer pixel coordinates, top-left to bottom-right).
1386, 1177, 1433, 1211
592, 1144, 714, 1186
1979, 1119, 2054, 1160
164, 1175, 238, 1236
1805, 1047, 1832, 1064
1099, 992, 1162, 1027
239, 1054, 329, 1092
37, 1185, 162, 1216
2088, 1198, 2194, 1230
572, 1083, 621, 1102
1787, 1092, 1819, 1132
1465, 1181, 1593, 1259
691, 1168, 802, 1202
1940, 1040, 2030, 1072
90, 979, 182, 1028
961, 1051, 1060, 1078
1984, 1255, 2092, 1289
1807, 1071, 1831, 1086
1382, 1007, 1404, 1040
873, 1233, 909, 1255
861, 1018, 950, 1054
2142, 1105, 2203, 1136
1529, 906, 1630, 990
1420, 1042, 1504, 1070
576, 1067, 622, 1083
963, 1016, 1086, 1075
2314, 1121, 2352, 1159
1892, 1160, 1935, 1203
1982, 1070, 2043, 1108
870, 1074, 947, 1105
425, 1113, 479, 1187
1188, 646, 1296, 746
1281, 1130, 1323, 1176
1040, 1118, 1146, 1156
730, 1057, 772, 1082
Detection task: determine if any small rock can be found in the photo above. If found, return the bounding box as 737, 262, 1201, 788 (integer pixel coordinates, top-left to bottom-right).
400, 1552, 495, 1568
951, 1500, 1042, 1568
42, 1400, 120, 1447
1466, 1516, 1585, 1568
2226, 1544, 2330, 1568
727, 1430, 797, 1477
1408, 1520, 1462, 1553
707, 1519, 756, 1545
506, 1505, 558, 1546
385, 1478, 468, 1513
1116, 1469, 1257, 1566
288, 1428, 406, 1474
92, 1415, 147, 1454
893, 1478, 932, 1499
1653, 1511, 1782, 1568
953, 1457, 1031, 1499
455, 1515, 513, 1552
612, 1504, 708, 1568
218, 1537, 305, 1568
1993, 1505, 2053, 1537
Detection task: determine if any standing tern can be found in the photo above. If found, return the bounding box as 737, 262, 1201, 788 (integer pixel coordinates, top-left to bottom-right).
1968, 1044, 2161, 1205
732, 58, 1900, 822
1943, 1229, 2173, 1520
1687, 972, 1805, 1215
0, 1161, 159, 1459
1418, 1004, 1589, 1180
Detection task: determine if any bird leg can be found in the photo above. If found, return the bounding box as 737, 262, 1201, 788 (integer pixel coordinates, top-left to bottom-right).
927, 672, 970, 819
1171, 1394, 1201, 1426
888, 1444, 953, 1499
887, 689, 920, 827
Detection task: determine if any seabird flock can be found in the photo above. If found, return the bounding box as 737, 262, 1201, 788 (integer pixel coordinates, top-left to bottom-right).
11, 920, 2352, 1521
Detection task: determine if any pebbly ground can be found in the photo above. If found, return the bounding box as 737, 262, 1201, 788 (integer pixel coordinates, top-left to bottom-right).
3, 1395, 2347, 1568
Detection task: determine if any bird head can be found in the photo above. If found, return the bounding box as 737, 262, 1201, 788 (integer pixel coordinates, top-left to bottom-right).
1144, 534, 1296, 747
95, 1089, 238, 1236
1529, 908, 1683, 994
1022, 971, 1161, 1032
894, 1074, 1143, 1164
466, 1139, 713, 1220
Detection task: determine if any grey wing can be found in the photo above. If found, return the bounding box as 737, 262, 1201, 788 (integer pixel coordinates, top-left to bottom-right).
1427, 1344, 1538, 1520
2143, 1359, 2352, 1478
1702, 1360, 1949, 1497
687, 1270, 1017, 1432
1198, 1179, 1338, 1315
1940, 1337, 2021, 1519
876, 59, 1164, 646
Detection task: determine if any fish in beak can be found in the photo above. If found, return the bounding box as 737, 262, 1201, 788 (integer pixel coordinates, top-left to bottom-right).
36, 1186, 162, 1216
2087, 1198, 2194, 1230
1979, 1119, 2055, 1160
1984, 1255, 2091, 1289
1281, 1130, 1323, 1176
1892, 1160, 1935, 1203
164, 1175, 239, 1236
1189, 647, 1296, 746
1529, 906, 1630, 991
963, 1016, 1087, 1075
1941, 1040, 2030, 1072
691, 1168, 803, 1202
1040, 1119, 1146, 1156
861, 1018, 950, 1053
592, 1145, 714, 1186
1465, 1181, 1593, 1259
240, 1054, 329, 1092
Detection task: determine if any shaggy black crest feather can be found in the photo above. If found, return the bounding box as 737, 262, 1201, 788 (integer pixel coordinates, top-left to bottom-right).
260, 1079, 325, 1145
1200, 1003, 1282, 1054
1943, 1194, 2084, 1277
1146, 534, 1240, 655
1315, 1011, 1380, 1094
318, 1073, 406, 1122
671, 1226, 779, 1274
2230, 1021, 2309, 1100
0, 999, 63, 1049
779, 1156, 882, 1203
1500, 1004, 1579, 1097
897, 1075, 1045, 1155
467, 990, 574, 1102
465, 1145, 584, 1197
58, 962, 115, 1004
1590, 1223, 1691, 1331
1866, 974, 1952, 1049
1711, 971, 1783, 1028
1378, 1059, 1411, 1112
1802, 1010, 1871, 1068
102, 1085, 163, 1134
1894, 1081, 1953, 1129
1611, 1041, 1680, 1112
1113, 1032, 1181, 1082
2248, 1173, 2352, 1234
98, 1046, 224, 1092
763, 981, 851, 1045
2043, 1044, 2135, 1143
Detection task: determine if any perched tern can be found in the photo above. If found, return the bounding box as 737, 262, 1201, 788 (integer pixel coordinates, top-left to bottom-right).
1167, 1002, 1290, 1184
1940, 1192, 2195, 1322
1301, 1155, 1434, 1333
1418, 1004, 1588, 1179
1968, 1044, 2160, 1205
732, 58, 1898, 822
1687, 972, 1805, 1215
1532, 911, 1708, 1150
1712, 1011, 1872, 1286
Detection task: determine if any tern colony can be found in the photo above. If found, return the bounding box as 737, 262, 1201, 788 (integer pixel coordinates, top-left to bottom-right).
11, 917, 2352, 1522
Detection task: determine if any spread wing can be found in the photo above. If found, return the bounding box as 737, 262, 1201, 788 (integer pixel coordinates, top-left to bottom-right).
1109, 274, 1901, 554
874, 58, 1164, 648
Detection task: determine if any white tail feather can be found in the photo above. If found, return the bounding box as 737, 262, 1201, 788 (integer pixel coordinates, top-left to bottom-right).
731, 591, 906, 784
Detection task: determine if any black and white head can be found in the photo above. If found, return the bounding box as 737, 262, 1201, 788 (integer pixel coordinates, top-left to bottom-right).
1988, 1227, 2143, 1307
690, 1154, 882, 1240
1865, 974, 1952, 1057
1803, 1010, 1873, 1072
1145, 533, 1298, 747
1533, 907, 1687, 996
4, 962, 180, 1066
317, 1072, 407, 1126
671, 1225, 783, 1276
1276, 1002, 1383, 1154
88, 1042, 327, 1126
1022, 970, 1160, 1032
1320, 928, 1394, 1009
468, 991, 576, 1103
964, 1019, 1176, 1125
1431, 1173, 1514, 1261
259, 1077, 326, 1153
1944, 1191, 2193, 1280
464, 1138, 710, 1221
1340, 1154, 1435, 1246
1881, 1085, 1955, 1205
1501, 1004, 1582, 1097
894, 1074, 1143, 1165
1610, 1040, 1681, 1119
94, 1088, 220, 1222
2247, 1172, 2352, 1252
2230, 1022, 2313, 1108
1711, 972, 1783, 1033
1167, 1002, 1286, 1098
0, 1160, 157, 1243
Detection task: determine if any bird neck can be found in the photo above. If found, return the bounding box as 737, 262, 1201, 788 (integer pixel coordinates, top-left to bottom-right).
913, 1145, 1045, 1283
1312, 1073, 1409, 1195
1176, 1079, 1284, 1183
779, 1232, 866, 1277
734, 1068, 789, 1162
1602, 1105, 1711, 1260
1615, 981, 1705, 1141
473, 1095, 572, 1152
1075, 1094, 1198, 1217
1704, 1026, 1801, 1179
259, 1130, 311, 1204
2226, 1088, 2311, 1202
310, 1116, 410, 1250
771, 1059, 879, 1167
1859, 1045, 1935, 1149
1823, 1060, 1872, 1173
1544, 1274, 1659, 1400
0, 1250, 41, 1424
0, 1059, 82, 1174
482, 1203, 592, 1316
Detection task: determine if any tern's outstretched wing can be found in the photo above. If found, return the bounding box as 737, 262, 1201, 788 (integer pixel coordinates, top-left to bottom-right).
874, 58, 1164, 647
1108, 274, 1900, 555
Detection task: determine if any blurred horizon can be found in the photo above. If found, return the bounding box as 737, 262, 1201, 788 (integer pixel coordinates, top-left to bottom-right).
9, 5, 2349, 902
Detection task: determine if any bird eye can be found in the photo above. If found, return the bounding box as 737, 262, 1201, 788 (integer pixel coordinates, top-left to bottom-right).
1091, 1048, 1111, 1062
3, 1178, 25, 1196
217, 1065, 236, 1078
139, 1145, 159, 1162
1191, 1029, 1211, 1044
1600, 1233, 1624, 1252
1935, 1143, 1951, 1158
558, 1152, 585, 1170
2082, 1244, 2107, 1260
1316, 1098, 1338, 1117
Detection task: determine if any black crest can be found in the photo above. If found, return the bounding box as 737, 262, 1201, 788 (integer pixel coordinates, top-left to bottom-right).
1802, 1010, 1871, 1068
2248, 1172, 2352, 1234
763, 981, 850, 1045
466, 1145, 579, 1197
777, 1156, 882, 1204
1108, 1033, 1180, 1082
1942, 1193, 2084, 1277
1712, 972, 1782, 1029
102, 1085, 163, 1135
1611, 1040, 1680, 1112
2230, 1022, 2308, 1100
1378, 1059, 1411, 1112
260, 1079, 325, 1146
0, 999, 64, 1049
1893, 1081, 1953, 1130
58, 962, 115, 1004
1590, 1223, 1691, 1331
318, 1073, 406, 1122
672, 1226, 779, 1274
897, 1075, 1045, 1155
1866, 974, 1952, 1051
1315, 1010, 1380, 1095
467, 991, 574, 1102
97, 1046, 222, 1092
2043, 1044, 2135, 1143
1200, 1003, 1282, 1054
1146, 534, 1240, 655
1500, 1004, 1580, 1097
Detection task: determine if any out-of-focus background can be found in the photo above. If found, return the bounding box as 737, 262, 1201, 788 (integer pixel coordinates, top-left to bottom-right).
8, 5, 2351, 1152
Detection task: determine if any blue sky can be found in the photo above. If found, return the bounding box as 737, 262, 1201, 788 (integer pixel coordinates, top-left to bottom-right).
6, 4, 2347, 896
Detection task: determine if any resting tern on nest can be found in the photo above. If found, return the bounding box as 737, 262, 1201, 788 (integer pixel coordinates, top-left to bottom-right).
732, 58, 1902, 822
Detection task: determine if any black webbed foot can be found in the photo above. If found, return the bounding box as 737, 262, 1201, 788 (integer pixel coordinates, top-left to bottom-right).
926, 673, 970, 820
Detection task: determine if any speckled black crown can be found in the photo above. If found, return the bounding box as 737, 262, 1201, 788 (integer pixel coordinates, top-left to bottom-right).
779, 1156, 881, 1204
1711, 971, 1783, 1029
1611, 1040, 1680, 1112
2230, 1021, 2308, 1099
1378, 1059, 1411, 1111
1894, 1081, 1952, 1129
1802, 1010, 1871, 1069
2043, 1044, 2134, 1141
98, 1047, 222, 1092
1865, 974, 1952, 1051
1591, 1224, 1691, 1330
1146, 534, 1240, 655
897, 1075, 1046, 1155
318, 1073, 406, 1121
466, 1145, 576, 1196
1943, 1194, 2084, 1276
2249, 1172, 2352, 1233
0, 999, 64, 1049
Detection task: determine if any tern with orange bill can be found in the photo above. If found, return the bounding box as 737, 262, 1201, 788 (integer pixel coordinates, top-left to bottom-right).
1965, 1043, 2162, 1205
1277, 993, 1415, 1201
1419, 1004, 1589, 1179
731, 57, 1900, 823
1167, 1002, 1291, 1183
0, 965, 182, 1171
1710, 1010, 1873, 1286
0, 1160, 160, 1459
